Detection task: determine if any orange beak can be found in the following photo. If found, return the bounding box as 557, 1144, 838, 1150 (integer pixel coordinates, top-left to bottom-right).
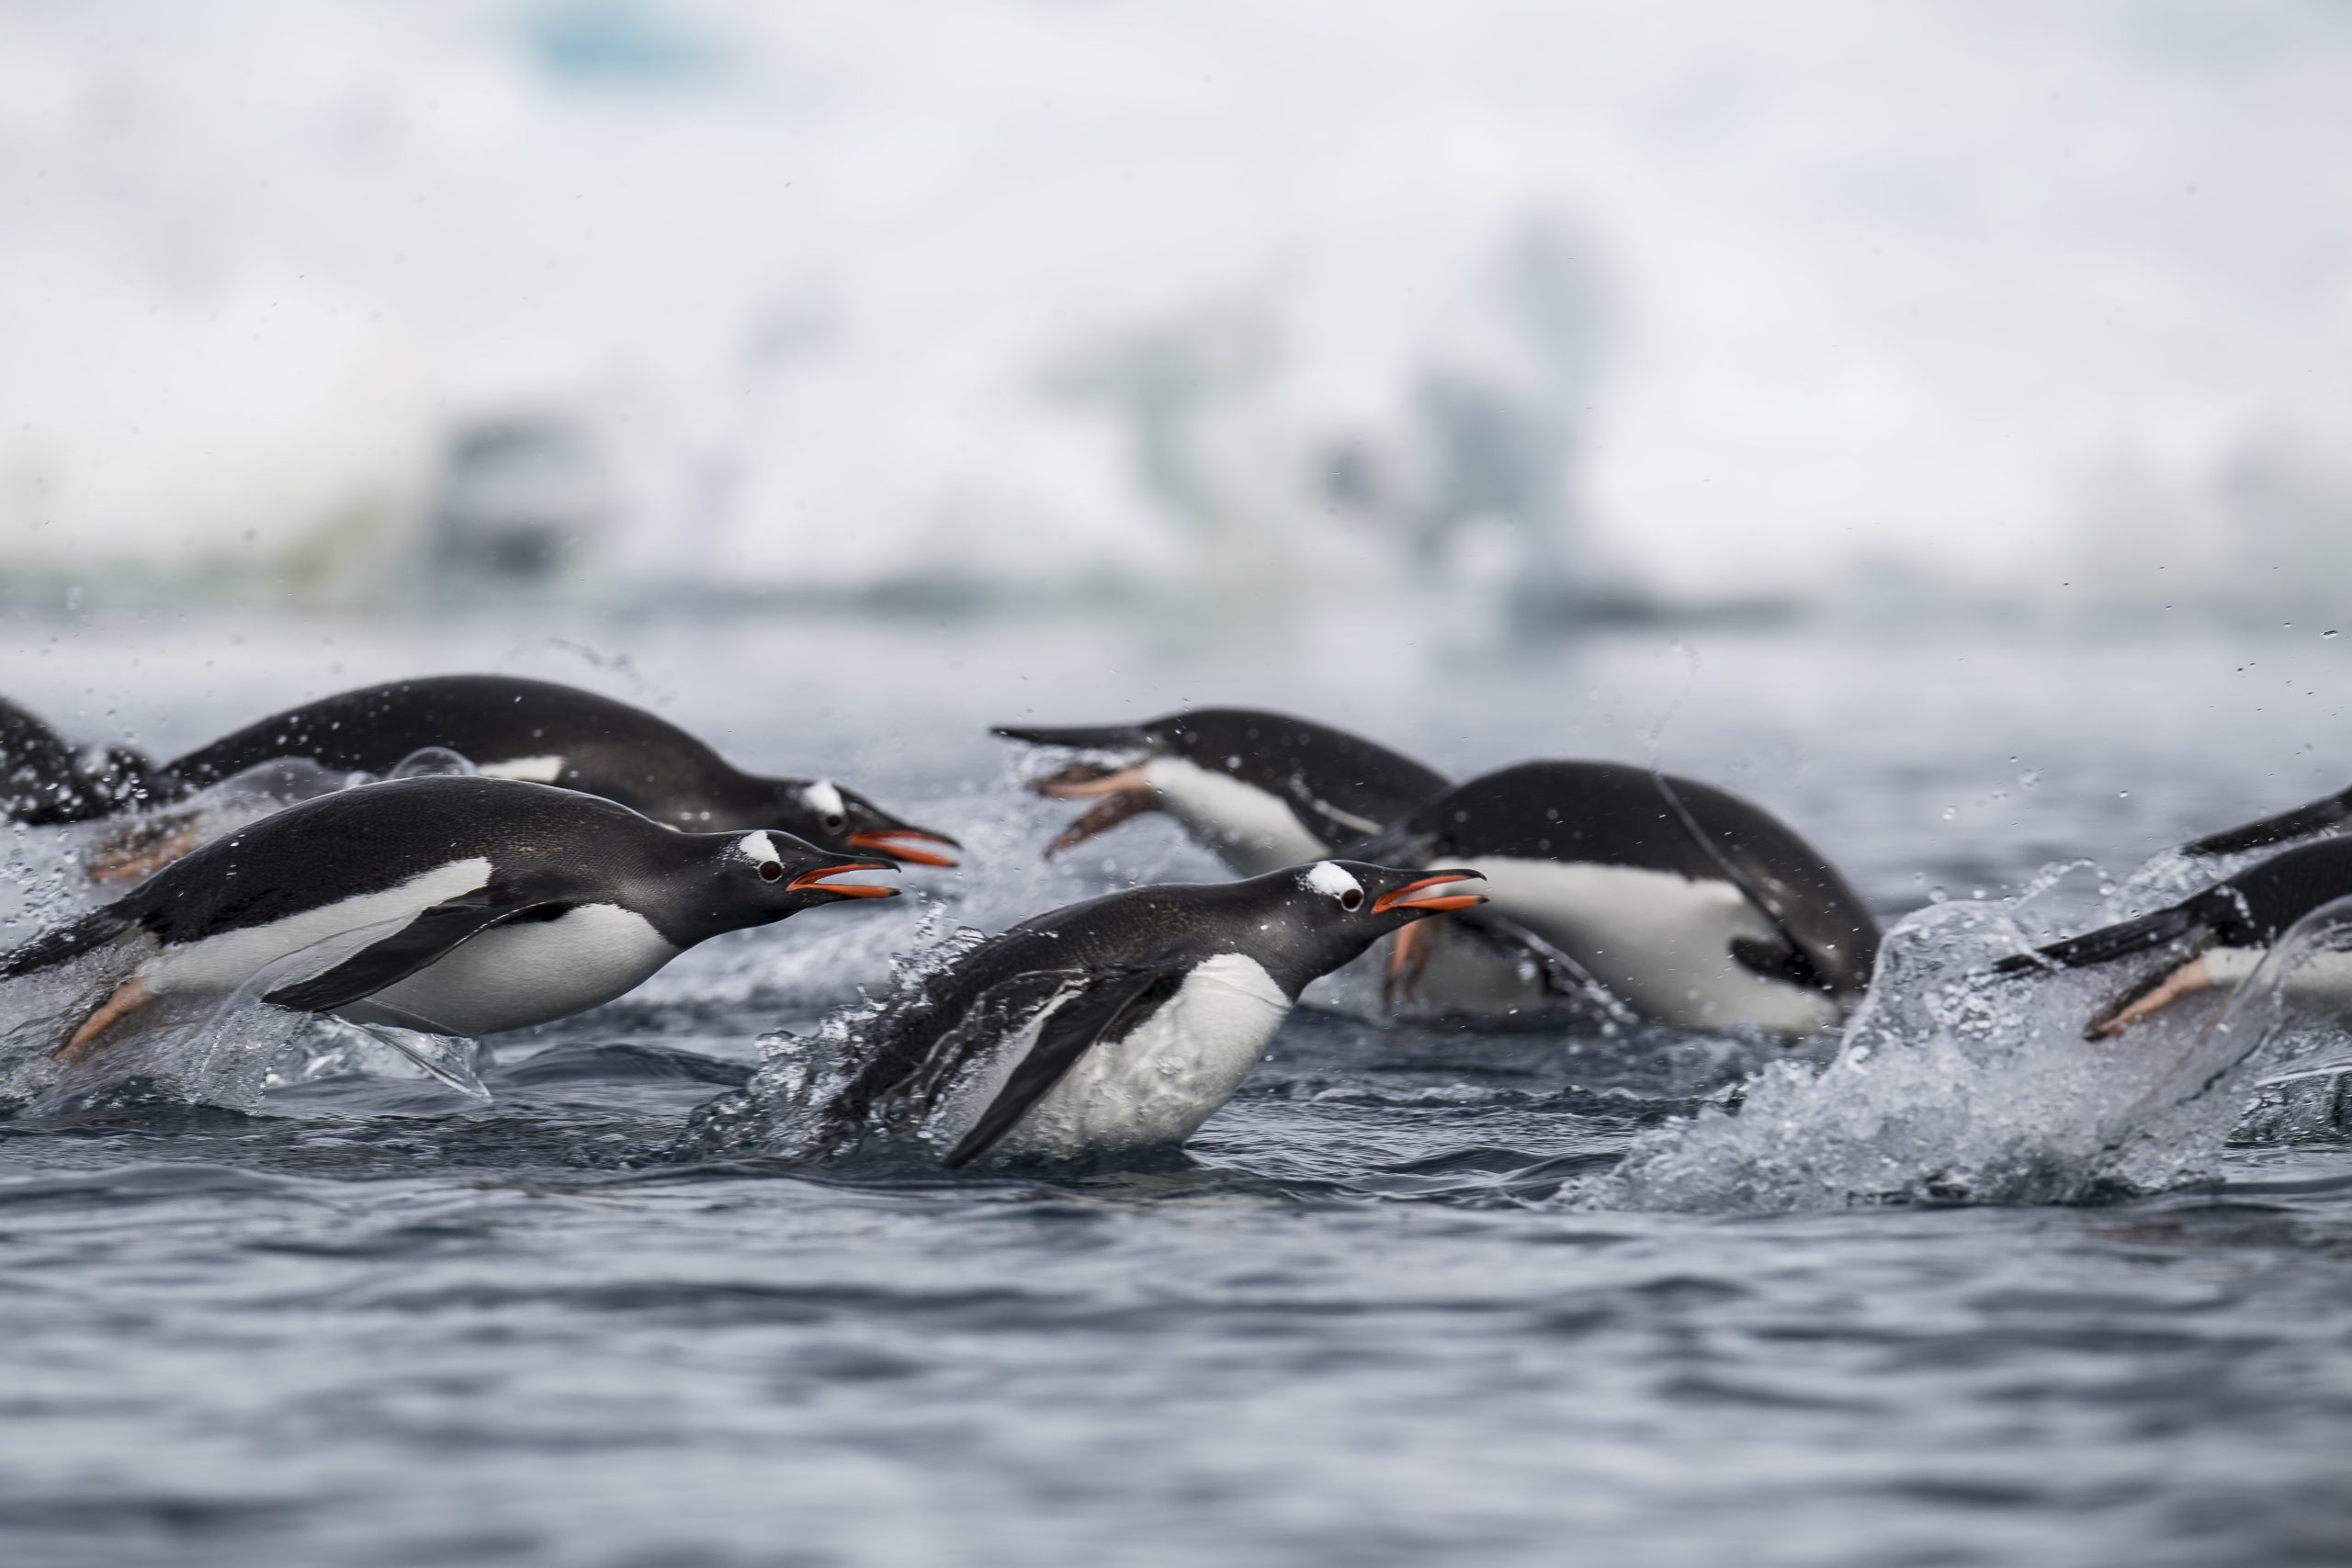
1031, 761, 1151, 800
1373, 871, 1487, 915
847, 828, 961, 868
1028, 762, 1159, 856
788, 859, 900, 898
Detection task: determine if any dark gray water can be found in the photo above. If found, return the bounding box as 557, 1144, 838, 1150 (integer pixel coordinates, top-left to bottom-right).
4, 615, 2350, 1568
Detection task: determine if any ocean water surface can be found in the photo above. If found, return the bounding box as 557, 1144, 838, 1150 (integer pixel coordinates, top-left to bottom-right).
2, 613, 2349, 1568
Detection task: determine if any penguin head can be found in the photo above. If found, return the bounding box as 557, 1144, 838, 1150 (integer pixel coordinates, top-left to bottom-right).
695, 829, 901, 932
763, 777, 960, 868
1245, 859, 1487, 992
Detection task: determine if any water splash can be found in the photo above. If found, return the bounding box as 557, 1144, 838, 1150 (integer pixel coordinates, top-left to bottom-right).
1584, 877, 2352, 1212
673, 925, 997, 1164
0, 919, 486, 1119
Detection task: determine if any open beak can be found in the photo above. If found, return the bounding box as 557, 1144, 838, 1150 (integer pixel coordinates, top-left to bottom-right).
788, 859, 900, 899
847, 827, 961, 868
1029, 760, 1148, 799
1373, 870, 1487, 915
1025, 761, 1159, 857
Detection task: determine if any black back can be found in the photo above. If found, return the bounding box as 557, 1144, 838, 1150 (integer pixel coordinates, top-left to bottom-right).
1000, 707, 1448, 845
1360, 760, 1881, 995
106, 775, 724, 951
164, 676, 777, 829
1150, 709, 1448, 840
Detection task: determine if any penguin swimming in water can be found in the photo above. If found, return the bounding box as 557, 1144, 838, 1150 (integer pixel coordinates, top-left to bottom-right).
775, 860, 1483, 1168
1996, 836, 2352, 1037
993, 708, 1447, 874
0, 774, 897, 1061
1347, 761, 1881, 1037
19, 675, 956, 879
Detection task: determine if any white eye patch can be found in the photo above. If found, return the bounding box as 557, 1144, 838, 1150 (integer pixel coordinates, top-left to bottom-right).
1303, 862, 1362, 900
801, 780, 846, 822
737, 831, 783, 868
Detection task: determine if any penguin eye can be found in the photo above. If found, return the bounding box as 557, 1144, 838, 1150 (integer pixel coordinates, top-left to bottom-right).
823, 814, 845, 832
759, 861, 785, 883
1339, 888, 1363, 911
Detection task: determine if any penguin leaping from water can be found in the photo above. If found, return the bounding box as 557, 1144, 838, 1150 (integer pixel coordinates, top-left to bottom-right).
1348, 761, 1881, 1037
775, 859, 1484, 1168
0, 775, 898, 1061
1996, 836, 2352, 1037
992, 707, 1448, 874
23, 675, 958, 882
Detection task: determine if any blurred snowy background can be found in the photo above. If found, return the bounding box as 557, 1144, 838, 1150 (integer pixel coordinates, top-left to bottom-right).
2, 0, 2349, 626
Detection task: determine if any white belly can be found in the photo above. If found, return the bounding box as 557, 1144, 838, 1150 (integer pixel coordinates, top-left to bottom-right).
952, 953, 1294, 1163
341, 903, 679, 1037
140, 859, 494, 997
1457, 855, 1840, 1037
2208, 946, 2352, 1014
1146, 757, 1329, 875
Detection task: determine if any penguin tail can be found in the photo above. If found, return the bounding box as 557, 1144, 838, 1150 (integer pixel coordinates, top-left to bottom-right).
2182, 789, 2352, 858
0, 906, 138, 982
989, 722, 1150, 751
1993, 902, 2210, 976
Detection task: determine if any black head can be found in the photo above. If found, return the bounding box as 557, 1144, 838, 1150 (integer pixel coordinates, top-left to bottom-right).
762, 777, 960, 868
1230, 859, 1487, 996
666, 828, 901, 944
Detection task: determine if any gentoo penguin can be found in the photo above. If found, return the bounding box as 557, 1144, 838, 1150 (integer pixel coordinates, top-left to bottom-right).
0, 774, 896, 1060
1348, 761, 1881, 1037
0, 695, 162, 825
62, 675, 957, 878
2181, 783, 2352, 859
1996, 837, 2352, 1037
992, 708, 1447, 874
775, 860, 1483, 1168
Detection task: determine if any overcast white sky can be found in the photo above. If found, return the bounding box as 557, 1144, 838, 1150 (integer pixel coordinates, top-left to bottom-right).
1, 0, 2347, 605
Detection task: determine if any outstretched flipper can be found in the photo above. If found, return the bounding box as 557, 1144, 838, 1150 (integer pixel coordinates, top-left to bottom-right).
1992, 895, 2233, 976
943, 964, 1186, 1168
1651, 772, 1843, 994
262, 886, 568, 1014
2182, 789, 2352, 859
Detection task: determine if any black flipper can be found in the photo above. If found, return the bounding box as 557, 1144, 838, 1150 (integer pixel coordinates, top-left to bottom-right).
1730, 935, 1822, 989
2182, 789, 2352, 858
942, 964, 1186, 1168
0, 906, 138, 980
262, 886, 569, 1013
1652, 772, 1838, 994
989, 722, 1151, 750
1992, 888, 2242, 976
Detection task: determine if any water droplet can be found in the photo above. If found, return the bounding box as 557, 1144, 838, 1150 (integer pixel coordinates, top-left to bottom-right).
1928, 886, 1949, 903
1940, 805, 1957, 822
2119, 790, 2131, 799
2325, 630, 2340, 639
